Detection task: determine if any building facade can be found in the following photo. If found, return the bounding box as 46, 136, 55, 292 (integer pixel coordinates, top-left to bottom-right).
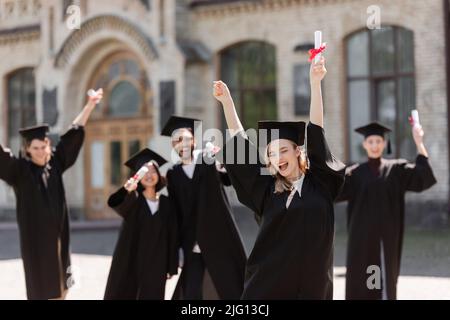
0, 0, 448, 226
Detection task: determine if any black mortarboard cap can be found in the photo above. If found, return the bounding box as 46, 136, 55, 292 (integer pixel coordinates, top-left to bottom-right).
161, 116, 201, 137
355, 122, 392, 154
258, 121, 306, 147
124, 148, 167, 171
19, 124, 50, 142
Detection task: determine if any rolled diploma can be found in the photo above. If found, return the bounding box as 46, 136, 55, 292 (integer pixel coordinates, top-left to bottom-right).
87, 89, 98, 97
314, 31, 322, 63
130, 166, 149, 184
411, 109, 420, 127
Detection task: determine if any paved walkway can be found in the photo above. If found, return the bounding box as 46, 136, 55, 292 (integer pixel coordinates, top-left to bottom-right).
1, 212, 449, 300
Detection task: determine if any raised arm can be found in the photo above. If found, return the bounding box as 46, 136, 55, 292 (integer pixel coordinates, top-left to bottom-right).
412, 122, 429, 158
307, 56, 346, 199
0, 145, 19, 186
72, 88, 103, 127
54, 89, 103, 171
398, 124, 436, 192
107, 180, 140, 219
213, 81, 272, 219
213, 81, 244, 136
309, 57, 326, 128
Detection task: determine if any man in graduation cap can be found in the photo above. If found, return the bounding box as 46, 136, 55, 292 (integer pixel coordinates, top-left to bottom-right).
0, 89, 103, 300
336, 121, 437, 300
162, 115, 246, 300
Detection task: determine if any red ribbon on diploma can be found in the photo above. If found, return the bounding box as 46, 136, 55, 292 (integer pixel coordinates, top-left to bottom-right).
309, 44, 327, 62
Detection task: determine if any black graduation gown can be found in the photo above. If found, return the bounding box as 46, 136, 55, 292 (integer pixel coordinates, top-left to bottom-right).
336, 155, 437, 300
104, 189, 178, 300
222, 122, 345, 299
0, 126, 84, 300
166, 154, 247, 300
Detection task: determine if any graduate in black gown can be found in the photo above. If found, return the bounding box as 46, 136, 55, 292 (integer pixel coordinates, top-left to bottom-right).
104, 149, 178, 300
162, 116, 246, 300
336, 122, 436, 300
0, 89, 103, 300
213, 56, 345, 299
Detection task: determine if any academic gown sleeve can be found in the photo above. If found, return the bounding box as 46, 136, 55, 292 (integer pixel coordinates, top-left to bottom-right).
215, 160, 232, 186
335, 165, 357, 202
166, 198, 179, 276
219, 171, 232, 186
54, 125, 85, 172
166, 168, 180, 219
166, 168, 184, 254
307, 122, 346, 200
220, 132, 272, 219
107, 187, 140, 220
397, 154, 437, 192
0, 145, 19, 186
202, 153, 232, 187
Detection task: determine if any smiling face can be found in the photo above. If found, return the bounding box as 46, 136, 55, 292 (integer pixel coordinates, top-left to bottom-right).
267, 139, 302, 180
171, 128, 195, 161
363, 135, 386, 159
26, 138, 51, 166
140, 162, 160, 189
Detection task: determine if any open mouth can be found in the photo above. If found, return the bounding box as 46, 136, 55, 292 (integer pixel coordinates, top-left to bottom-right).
279, 162, 288, 172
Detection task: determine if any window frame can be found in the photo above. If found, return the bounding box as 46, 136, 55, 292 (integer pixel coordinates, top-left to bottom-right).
345, 26, 416, 162
87, 51, 150, 120
4, 67, 36, 149
218, 41, 278, 130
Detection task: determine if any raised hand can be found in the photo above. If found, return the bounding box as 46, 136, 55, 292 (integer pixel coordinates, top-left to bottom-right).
124, 178, 138, 193
213, 81, 232, 104
408, 118, 428, 157
412, 123, 425, 147
310, 56, 327, 84
213, 80, 244, 135
72, 89, 104, 126
88, 88, 103, 106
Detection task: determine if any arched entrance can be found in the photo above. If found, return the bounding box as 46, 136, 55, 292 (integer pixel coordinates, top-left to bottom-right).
84, 51, 153, 219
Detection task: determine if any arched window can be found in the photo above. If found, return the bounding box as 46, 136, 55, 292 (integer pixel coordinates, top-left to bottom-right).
89, 52, 149, 119
108, 81, 142, 117
346, 26, 415, 162
84, 51, 153, 219
6, 68, 36, 152
220, 41, 277, 130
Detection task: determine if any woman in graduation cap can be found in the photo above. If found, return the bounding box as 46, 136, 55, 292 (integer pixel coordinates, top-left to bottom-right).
213, 56, 345, 299
104, 149, 178, 300
336, 121, 436, 300
162, 115, 246, 300
0, 89, 103, 300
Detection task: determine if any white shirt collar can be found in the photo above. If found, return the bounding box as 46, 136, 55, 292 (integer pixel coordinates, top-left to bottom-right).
181, 150, 202, 179
145, 198, 159, 215
286, 175, 305, 208
292, 175, 305, 195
